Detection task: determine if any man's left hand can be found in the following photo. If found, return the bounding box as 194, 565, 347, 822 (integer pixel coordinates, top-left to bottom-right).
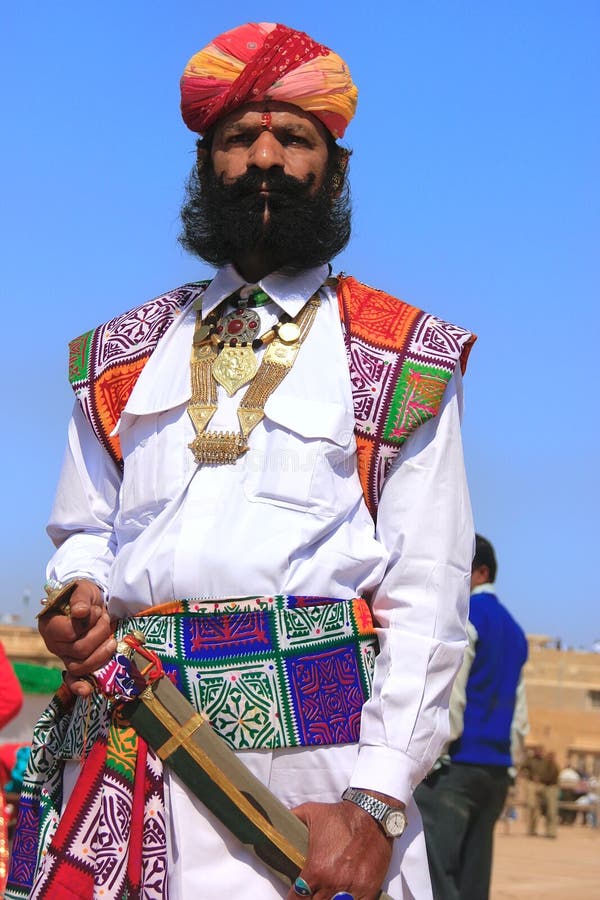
287, 799, 393, 900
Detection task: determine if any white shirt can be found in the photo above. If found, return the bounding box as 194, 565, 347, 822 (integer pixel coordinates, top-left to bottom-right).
47, 263, 474, 804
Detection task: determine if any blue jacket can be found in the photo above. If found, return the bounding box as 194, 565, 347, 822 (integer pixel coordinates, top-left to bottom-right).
450, 590, 528, 767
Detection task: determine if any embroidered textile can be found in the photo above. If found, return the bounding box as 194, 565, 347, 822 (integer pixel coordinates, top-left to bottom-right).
336, 276, 475, 517
6, 596, 374, 899
67, 276, 474, 518
59, 596, 376, 759
7, 704, 166, 900
0, 789, 9, 895
68, 281, 209, 467
7, 686, 73, 899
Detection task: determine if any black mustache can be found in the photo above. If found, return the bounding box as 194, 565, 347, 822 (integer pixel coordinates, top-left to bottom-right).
179, 154, 352, 269
218, 170, 316, 205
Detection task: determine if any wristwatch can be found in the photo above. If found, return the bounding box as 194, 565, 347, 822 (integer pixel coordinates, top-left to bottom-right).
342, 787, 407, 838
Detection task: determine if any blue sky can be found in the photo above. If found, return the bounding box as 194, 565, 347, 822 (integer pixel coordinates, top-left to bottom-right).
2, 2, 598, 647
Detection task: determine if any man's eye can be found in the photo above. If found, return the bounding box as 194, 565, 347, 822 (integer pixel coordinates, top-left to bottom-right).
226, 133, 252, 146
282, 135, 309, 146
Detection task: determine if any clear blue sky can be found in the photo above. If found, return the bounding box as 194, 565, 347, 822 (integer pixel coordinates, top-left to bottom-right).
2, 2, 598, 647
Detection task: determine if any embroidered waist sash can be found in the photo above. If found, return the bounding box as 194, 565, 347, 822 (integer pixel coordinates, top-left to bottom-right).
130, 595, 376, 749
60, 595, 377, 759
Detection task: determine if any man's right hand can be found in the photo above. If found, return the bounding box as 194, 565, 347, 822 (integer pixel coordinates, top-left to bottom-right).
38, 579, 116, 697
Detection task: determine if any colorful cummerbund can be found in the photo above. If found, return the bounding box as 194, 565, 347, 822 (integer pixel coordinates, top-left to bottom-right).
61, 595, 378, 756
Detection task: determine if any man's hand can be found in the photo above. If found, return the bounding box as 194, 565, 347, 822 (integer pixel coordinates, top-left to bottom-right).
38, 579, 116, 696
286, 799, 394, 900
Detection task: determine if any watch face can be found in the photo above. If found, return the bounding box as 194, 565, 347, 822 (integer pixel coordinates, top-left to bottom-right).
384, 809, 407, 837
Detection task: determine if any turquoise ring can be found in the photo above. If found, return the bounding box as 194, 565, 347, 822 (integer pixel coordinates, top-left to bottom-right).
293, 876, 313, 897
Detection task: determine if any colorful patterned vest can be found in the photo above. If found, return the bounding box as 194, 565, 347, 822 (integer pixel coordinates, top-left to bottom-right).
68, 276, 475, 519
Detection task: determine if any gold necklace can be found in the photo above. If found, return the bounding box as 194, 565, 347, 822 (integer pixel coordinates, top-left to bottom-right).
211, 305, 299, 396
187, 294, 320, 465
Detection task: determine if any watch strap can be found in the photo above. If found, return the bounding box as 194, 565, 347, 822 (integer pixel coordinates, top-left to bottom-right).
342, 787, 388, 822
341, 787, 407, 838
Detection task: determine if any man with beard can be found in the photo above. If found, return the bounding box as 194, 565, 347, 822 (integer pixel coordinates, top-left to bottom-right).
9, 23, 475, 900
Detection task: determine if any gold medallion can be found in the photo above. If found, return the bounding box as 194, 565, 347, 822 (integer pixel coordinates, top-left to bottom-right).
212, 346, 259, 396
264, 340, 299, 367
277, 322, 300, 344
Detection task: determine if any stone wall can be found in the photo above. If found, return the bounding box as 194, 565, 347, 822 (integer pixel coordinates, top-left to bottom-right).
524, 638, 600, 773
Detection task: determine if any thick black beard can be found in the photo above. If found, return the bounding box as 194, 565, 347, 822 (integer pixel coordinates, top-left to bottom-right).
179, 158, 351, 270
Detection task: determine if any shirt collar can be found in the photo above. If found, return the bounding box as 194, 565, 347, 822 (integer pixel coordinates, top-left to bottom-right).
196, 263, 331, 318
471, 583, 495, 595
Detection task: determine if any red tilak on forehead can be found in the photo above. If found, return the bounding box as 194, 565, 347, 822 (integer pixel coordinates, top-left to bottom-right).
261, 111, 272, 131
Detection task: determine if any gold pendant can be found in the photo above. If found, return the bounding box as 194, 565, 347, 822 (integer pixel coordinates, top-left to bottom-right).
188, 431, 249, 464
188, 404, 217, 433
264, 339, 299, 368
212, 346, 259, 396
238, 407, 264, 438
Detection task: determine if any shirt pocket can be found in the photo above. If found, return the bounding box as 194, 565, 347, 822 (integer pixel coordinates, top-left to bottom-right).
116, 406, 191, 529
243, 394, 356, 517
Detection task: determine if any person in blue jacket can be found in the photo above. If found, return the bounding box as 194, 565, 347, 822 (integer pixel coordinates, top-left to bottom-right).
415, 534, 529, 900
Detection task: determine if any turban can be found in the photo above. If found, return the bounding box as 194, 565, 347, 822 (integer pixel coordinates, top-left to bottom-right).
180, 22, 357, 139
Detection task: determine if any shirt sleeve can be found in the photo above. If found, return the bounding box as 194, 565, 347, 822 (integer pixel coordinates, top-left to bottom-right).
510, 673, 529, 767
351, 370, 474, 804
447, 619, 478, 746
46, 403, 122, 593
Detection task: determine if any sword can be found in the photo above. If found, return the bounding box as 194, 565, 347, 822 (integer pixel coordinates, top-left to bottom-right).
120, 638, 394, 900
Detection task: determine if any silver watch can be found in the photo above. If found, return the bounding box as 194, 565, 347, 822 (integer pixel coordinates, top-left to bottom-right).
342, 787, 407, 838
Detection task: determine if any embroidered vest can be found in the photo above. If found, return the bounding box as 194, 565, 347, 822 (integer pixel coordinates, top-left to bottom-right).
68, 276, 475, 519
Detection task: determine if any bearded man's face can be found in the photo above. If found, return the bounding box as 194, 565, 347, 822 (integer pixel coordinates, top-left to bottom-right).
179, 102, 351, 270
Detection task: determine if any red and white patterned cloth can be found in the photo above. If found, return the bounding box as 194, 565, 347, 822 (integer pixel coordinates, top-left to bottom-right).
180, 22, 358, 139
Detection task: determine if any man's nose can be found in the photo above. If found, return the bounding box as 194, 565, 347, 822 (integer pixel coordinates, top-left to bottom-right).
247, 131, 285, 170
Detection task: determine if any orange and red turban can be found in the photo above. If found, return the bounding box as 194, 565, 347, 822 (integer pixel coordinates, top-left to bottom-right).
180, 22, 357, 139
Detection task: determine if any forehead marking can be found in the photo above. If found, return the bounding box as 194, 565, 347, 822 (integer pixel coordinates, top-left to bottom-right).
261, 111, 272, 131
